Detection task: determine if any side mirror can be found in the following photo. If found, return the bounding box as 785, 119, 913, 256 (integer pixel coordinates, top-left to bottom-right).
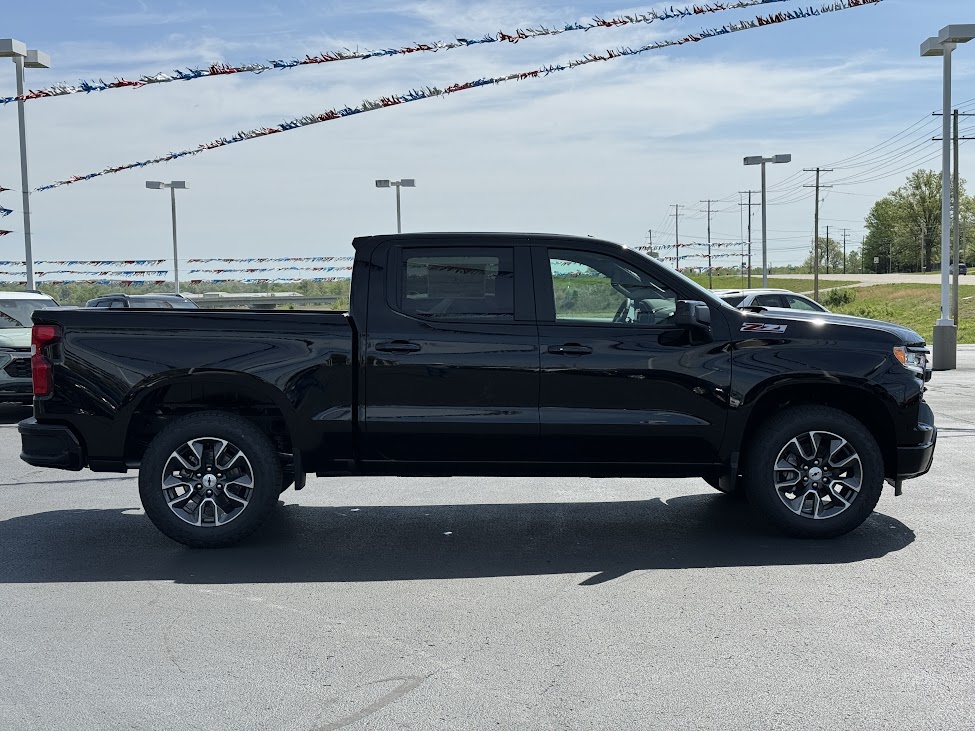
675, 300, 712, 330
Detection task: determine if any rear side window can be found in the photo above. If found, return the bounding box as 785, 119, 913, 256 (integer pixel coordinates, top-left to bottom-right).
720, 296, 745, 307
751, 294, 784, 307
400, 248, 514, 320
785, 295, 823, 312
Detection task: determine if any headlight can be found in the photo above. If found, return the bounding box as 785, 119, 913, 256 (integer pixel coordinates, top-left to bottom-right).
893, 346, 928, 379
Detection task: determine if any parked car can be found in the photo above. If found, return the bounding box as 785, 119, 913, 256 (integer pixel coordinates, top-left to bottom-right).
85, 293, 199, 309
20, 232, 936, 547
713, 288, 828, 312
951, 263, 967, 275
0, 291, 59, 404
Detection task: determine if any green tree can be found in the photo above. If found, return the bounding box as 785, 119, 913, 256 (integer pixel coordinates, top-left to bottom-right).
863, 170, 975, 273
802, 236, 844, 273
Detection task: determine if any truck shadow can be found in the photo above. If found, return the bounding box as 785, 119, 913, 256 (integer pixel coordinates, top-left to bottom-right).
0, 494, 915, 585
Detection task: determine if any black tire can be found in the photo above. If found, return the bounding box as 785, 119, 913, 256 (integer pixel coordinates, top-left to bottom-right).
744, 406, 884, 538
139, 411, 282, 548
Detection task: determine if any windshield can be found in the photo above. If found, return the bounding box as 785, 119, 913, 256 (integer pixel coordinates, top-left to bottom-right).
0, 298, 57, 328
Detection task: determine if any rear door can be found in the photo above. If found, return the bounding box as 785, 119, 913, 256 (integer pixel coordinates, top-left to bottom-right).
362, 239, 540, 464
533, 242, 731, 468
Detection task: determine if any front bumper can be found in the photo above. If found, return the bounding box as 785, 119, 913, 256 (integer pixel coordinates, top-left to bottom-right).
19, 417, 85, 471
895, 401, 937, 480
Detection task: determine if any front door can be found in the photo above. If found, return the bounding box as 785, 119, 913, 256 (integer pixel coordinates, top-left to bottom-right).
363, 240, 539, 465
533, 243, 731, 469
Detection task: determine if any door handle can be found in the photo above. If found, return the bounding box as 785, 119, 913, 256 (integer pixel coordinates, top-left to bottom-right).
548, 343, 593, 356
376, 341, 422, 353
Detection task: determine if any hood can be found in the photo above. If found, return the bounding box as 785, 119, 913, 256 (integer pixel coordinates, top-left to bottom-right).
743, 307, 925, 345
0, 327, 32, 350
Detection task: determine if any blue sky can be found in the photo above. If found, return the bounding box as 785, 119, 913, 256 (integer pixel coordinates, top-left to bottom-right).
1, 0, 973, 273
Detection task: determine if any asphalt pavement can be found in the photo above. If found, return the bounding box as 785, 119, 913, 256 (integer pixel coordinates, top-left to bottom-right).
1, 353, 974, 730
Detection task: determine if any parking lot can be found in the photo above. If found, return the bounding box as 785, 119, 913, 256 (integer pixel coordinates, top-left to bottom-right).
0, 353, 973, 730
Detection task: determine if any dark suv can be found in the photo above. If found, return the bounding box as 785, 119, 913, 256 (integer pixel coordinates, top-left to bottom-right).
85, 293, 199, 309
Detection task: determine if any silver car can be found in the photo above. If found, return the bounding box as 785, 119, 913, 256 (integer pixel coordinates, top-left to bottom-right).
0, 291, 59, 404
713, 288, 828, 313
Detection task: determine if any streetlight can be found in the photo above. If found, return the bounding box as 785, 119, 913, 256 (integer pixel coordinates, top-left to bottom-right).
146, 181, 188, 293
0, 39, 51, 291
921, 25, 975, 371
743, 154, 791, 287
375, 179, 415, 233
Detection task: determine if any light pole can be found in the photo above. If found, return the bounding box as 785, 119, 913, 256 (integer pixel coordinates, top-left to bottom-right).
0, 39, 51, 291
375, 179, 416, 233
146, 181, 188, 293
922, 26, 975, 371
743, 154, 791, 286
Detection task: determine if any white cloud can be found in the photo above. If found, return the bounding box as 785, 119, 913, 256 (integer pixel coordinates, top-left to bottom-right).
0, 1, 964, 270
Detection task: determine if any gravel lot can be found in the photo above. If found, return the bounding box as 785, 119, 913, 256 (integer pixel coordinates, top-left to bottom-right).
1, 351, 973, 730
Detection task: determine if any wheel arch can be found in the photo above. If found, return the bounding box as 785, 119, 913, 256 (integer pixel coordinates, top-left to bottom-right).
120, 371, 300, 466
737, 380, 897, 478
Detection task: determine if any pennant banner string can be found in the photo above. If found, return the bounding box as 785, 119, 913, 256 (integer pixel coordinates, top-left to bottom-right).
1, 0, 800, 107
0, 256, 354, 267
35, 0, 885, 191
0, 277, 353, 285
2, 266, 355, 277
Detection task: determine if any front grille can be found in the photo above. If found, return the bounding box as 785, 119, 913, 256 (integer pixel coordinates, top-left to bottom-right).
4, 357, 31, 379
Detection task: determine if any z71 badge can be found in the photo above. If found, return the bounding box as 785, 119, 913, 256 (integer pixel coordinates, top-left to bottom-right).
741, 322, 788, 334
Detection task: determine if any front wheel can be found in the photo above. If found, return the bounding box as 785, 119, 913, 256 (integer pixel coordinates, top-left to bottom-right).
139, 412, 282, 548
744, 406, 884, 538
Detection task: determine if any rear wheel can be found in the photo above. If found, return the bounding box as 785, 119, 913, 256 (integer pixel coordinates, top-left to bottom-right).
139, 412, 282, 548
744, 406, 884, 538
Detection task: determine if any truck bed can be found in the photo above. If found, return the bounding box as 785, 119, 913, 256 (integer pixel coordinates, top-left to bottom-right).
31, 307, 355, 472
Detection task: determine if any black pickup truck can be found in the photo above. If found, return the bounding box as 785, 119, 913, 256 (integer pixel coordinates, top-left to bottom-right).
20, 233, 936, 547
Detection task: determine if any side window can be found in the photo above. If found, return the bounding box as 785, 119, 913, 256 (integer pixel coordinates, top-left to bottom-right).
752, 294, 784, 308
400, 248, 514, 320
786, 295, 822, 312
548, 249, 677, 326
108, 300, 127, 309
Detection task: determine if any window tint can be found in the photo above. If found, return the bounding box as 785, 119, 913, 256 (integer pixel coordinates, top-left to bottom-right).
549, 249, 677, 326
786, 294, 824, 312
720, 295, 745, 307
401, 248, 514, 320
751, 294, 784, 307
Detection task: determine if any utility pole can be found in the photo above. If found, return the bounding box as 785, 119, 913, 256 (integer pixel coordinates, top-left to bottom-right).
739, 190, 758, 287
842, 228, 848, 274
804, 168, 833, 301
954, 109, 961, 323
701, 199, 716, 288
826, 225, 830, 275
671, 205, 682, 273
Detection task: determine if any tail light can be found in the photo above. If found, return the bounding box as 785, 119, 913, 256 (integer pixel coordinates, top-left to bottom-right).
31, 324, 61, 397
